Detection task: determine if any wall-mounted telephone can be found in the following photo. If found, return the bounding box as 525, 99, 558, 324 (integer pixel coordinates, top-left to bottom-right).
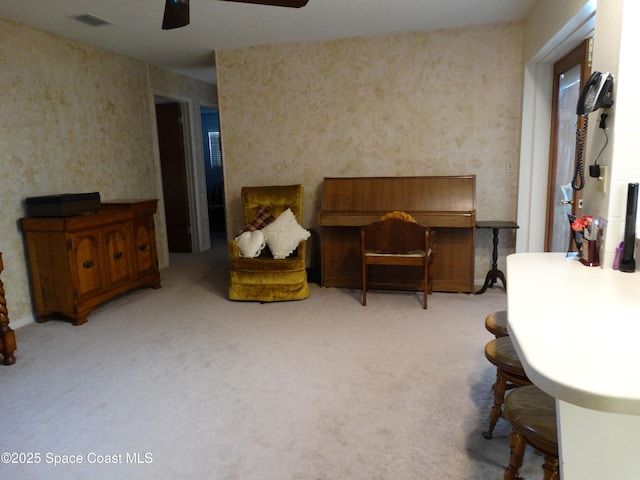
577, 72, 614, 115
572, 72, 614, 190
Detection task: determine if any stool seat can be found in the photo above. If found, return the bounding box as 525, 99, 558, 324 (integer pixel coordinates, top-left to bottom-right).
484, 336, 526, 378
485, 310, 509, 337
483, 336, 531, 439
503, 385, 558, 480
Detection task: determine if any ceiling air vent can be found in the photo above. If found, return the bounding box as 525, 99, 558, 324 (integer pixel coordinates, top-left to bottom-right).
72, 14, 113, 27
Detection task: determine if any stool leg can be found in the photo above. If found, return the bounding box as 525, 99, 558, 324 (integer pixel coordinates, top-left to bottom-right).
483, 369, 507, 439
541, 455, 560, 480
504, 430, 526, 480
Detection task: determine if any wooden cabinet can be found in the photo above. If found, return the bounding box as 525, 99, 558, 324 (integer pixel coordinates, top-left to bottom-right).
20, 200, 161, 325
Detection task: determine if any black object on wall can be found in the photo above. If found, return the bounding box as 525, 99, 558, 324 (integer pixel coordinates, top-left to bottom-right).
620, 182, 639, 273
162, 0, 189, 30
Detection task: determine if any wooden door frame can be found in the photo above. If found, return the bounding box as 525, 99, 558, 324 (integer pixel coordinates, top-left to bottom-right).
544, 40, 591, 251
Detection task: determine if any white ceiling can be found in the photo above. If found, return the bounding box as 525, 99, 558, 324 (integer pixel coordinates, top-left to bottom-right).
0, 0, 536, 85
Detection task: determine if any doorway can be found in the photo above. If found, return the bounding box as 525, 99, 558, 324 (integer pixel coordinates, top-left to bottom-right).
200, 105, 226, 243
153, 93, 221, 254
545, 40, 591, 252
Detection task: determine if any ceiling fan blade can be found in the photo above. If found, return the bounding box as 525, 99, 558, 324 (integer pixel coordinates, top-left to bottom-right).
162, 0, 190, 30
218, 0, 309, 7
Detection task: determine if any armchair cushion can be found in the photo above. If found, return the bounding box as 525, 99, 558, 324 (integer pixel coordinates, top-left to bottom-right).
261, 208, 311, 259
235, 230, 267, 258
238, 206, 275, 235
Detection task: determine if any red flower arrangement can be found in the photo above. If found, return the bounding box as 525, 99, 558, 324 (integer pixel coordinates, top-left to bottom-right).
571, 215, 593, 234
569, 214, 605, 266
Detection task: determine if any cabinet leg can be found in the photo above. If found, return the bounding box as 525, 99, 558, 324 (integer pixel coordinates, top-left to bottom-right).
0, 262, 17, 365
36, 312, 87, 326
1, 329, 16, 365
72, 315, 88, 326
1, 353, 16, 365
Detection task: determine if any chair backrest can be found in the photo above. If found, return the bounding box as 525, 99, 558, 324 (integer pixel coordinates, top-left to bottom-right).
241, 184, 303, 223
361, 218, 430, 254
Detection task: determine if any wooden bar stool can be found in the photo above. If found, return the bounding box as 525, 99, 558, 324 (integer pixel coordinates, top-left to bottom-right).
483, 336, 531, 439
503, 384, 559, 480
485, 310, 509, 337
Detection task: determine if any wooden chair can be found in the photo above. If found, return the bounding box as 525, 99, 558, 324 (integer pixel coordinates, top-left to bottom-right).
360, 218, 434, 309
485, 310, 509, 337
503, 384, 559, 480
483, 336, 531, 439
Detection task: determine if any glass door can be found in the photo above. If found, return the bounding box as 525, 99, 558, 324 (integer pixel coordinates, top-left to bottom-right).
545, 40, 591, 252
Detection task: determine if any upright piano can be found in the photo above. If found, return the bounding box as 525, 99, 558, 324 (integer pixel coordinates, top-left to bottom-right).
317, 175, 476, 293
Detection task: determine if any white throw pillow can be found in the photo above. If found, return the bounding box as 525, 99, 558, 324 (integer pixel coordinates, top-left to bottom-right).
235, 230, 266, 258
261, 208, 310, 259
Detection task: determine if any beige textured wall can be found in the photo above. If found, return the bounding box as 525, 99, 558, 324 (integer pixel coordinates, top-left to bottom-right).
0, 19, 215, 327
523, 0, 589, 63
216, 23, 524, 281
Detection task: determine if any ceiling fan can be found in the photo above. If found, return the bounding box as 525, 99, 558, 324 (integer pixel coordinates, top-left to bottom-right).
162, 0, 309, 30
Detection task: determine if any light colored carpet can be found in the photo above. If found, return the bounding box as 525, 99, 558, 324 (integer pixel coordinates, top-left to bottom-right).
3, 242, 542, 479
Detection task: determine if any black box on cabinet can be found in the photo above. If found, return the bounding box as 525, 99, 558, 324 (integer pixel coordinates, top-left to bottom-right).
25, 192, 101, 217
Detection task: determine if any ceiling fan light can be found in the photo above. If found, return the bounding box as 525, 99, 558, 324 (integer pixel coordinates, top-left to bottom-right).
162, 0, 190, 30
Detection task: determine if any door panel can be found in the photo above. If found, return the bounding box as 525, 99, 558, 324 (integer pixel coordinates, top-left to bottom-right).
545, 40, 590, 252
550, 63, 581, 251
156, 102, 192, 253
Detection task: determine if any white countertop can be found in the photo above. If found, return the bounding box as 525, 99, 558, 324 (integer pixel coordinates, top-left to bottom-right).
506, 252, 640, 415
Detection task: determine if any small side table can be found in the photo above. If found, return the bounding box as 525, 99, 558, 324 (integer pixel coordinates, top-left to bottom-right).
475, 221, 519, 295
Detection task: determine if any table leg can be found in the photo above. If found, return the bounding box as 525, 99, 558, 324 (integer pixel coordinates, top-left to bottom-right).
475, 228, 507, 294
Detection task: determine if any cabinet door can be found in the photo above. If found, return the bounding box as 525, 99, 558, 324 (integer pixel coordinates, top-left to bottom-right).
103, 222, 135, 287
132, 217, 158, 277
69, 230, 105, 300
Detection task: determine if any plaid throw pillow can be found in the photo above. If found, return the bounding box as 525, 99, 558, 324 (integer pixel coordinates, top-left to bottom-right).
238, 206, 276, 235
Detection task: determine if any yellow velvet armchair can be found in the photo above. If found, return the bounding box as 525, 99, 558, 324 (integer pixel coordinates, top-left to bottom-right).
228, 184, 310, 302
